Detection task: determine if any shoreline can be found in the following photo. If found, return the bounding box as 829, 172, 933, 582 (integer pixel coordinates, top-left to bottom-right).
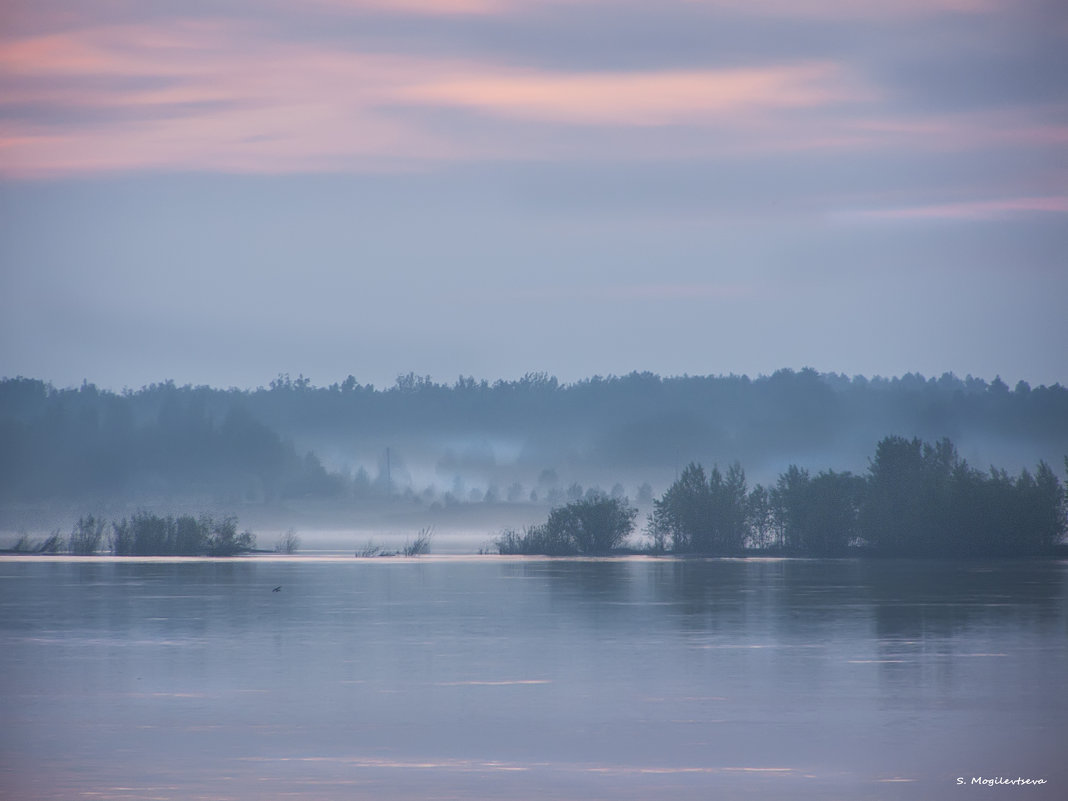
3, 552, 1066, 564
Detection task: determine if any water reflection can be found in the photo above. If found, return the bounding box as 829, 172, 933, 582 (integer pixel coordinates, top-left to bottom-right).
520, 557, 1067, 642
1, 557, 1065, 800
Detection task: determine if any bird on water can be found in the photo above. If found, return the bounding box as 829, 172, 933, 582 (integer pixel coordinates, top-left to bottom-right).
272, 586, 282, 592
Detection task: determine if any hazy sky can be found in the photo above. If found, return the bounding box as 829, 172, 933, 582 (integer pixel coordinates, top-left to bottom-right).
2, 0, 1066, 390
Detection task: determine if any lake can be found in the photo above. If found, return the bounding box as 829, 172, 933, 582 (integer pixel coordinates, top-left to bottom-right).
1, 556, 1065, 800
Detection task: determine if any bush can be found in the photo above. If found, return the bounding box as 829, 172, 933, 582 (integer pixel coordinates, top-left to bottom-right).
69, 516, 105, 555
8, 532, 65, 553
37, 532, 65, 553
494, 524, 576, 556
110, 513, 255, 556
204, 516, 256, 556
402, 527, 433, 557
546, 494, 637, 555
109, 518, 134, 555
495, 496, 639, 556
275, 529, 301, 554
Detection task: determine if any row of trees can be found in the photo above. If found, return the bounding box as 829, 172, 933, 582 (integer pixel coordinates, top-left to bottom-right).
4, 513, 259, 556
502, 436, 1066, 557
653, 436, 1065, 557
648, 462, 871, 556
236, 369, 1068, 452
861, 437, 1063, 557
4, 368, 1066, 503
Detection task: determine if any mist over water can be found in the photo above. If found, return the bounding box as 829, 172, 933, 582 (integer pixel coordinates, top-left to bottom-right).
4, 0, 1066, 793
4, 370, 1066, 544
2, 557, 1065, 800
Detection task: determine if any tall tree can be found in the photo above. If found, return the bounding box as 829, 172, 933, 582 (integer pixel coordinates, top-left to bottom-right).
652, 463, 713, 552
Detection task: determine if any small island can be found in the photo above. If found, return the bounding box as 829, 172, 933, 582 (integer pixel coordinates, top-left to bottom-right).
497, 435, 1066, 558
3, 513, 257, 557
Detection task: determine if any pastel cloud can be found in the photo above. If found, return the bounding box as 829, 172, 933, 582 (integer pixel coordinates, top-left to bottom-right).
0, 17, 874, 177
834, 196, 1068, 223
0, 22, 456, 175
682, 0, 998, 17
848, 112, 1068, 150
301, 0, 998, 19
399, 62, 865, 126
302, 0, 505, 14
0, 0, 1058, 180
0, 0, 998, 41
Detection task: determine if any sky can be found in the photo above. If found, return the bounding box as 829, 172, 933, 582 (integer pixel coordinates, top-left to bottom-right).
1, 0, 1066, 391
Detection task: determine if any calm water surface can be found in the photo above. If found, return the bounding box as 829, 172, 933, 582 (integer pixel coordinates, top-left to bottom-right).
1, 557, 1065, 800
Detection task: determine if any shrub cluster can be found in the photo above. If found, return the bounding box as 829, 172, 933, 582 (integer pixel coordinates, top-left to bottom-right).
4, 513, 257, 556
495, 495, 637, 555
110, 513, 256, 556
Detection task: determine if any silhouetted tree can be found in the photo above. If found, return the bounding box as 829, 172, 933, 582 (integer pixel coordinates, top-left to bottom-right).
652, 463, 713, 552
796, 470, 865, 555
771, 465, 810, 552
861, 436, 938, 555
716, 462, 749, 553
651, 462, 748, 554
68, 515, 105, 555
746, 484, 773, 549
859, 436, 1064, 556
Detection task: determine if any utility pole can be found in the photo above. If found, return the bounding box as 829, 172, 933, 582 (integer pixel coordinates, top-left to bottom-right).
386, 447, 391, 497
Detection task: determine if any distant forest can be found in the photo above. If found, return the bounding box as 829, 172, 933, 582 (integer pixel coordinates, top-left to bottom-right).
1, 369, 1066, 509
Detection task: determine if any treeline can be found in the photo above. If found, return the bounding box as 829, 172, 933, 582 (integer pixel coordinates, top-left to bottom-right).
0, 381, 344, 502
2, 369, 1066, 503
5, 513, 256, 556
223, 369, 1068, 454
500, 436, 1067, 558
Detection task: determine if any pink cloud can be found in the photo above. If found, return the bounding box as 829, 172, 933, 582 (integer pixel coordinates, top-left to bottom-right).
0, 17, 877, 177
0, 0, 1007, 41
0, 21, 470, 176
848, 112, 1068, 151
836, 196, 1068, 222
681, 0, 997, 18
301, 0, 504, 14
0, 7, 1057, 178
301, 0, 999, 19
399, 62, 867, 126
